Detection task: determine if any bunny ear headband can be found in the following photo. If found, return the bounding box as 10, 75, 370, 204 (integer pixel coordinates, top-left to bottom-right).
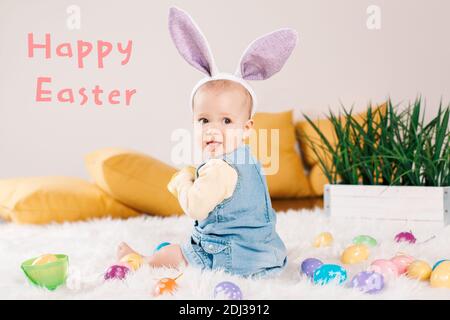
168, 6, 298, 117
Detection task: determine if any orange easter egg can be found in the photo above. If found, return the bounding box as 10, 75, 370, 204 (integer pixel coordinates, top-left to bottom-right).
341, 244, 370, 264
153, 277, 179, 296
32, 254, 58, 266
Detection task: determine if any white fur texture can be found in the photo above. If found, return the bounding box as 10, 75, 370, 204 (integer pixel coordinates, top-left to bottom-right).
1, 209, 449, 299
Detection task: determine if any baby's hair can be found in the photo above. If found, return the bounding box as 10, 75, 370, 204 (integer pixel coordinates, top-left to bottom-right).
195, 80, 253, 119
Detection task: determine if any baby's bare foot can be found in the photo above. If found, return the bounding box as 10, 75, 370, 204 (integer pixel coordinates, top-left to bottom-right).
116, 242, 138, 261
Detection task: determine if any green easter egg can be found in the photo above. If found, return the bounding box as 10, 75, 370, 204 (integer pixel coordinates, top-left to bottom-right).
352, 235, 377, 247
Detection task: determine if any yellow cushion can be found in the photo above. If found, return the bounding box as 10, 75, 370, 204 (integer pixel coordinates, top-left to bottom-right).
0, 177, 139, 224
296, 103, 387, 195
245, 110, 312, 198
85, 148, 183, 217
308, 161, 332, 196
296, 117, 338, 167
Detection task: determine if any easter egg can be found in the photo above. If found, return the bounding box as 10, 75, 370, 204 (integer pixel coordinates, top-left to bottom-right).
32, 254, 58, 266
104, 265, 130, 280
432, 259, 448, 271
430, 261, 450, 288
394, 231, 416, 244
368, 259, 399, 280
300, 258, 323, 278
406, 260, 432, 281
153, 274, 183, 296
353, 235, 377, 247
313, 232, 333, 248
390, 254, 414, 274
119, 253, 143, 271
154, 242, 171, 253
153, 277, 179, 296
313, 264, 347, 285
213, 281, 243, 300
349, 271, 384, 294
341, 244, 370, 264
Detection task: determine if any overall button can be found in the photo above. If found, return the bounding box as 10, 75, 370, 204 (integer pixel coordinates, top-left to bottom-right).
201, 239, 229, 254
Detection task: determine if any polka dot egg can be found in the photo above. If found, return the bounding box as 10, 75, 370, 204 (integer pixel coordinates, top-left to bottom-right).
213, 281, 243, 300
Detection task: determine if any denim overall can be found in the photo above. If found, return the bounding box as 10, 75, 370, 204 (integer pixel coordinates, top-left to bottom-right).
181, 144, 287, 278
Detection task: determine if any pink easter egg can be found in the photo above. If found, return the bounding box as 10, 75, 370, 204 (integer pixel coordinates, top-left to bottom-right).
394, 231, 416, 244
390, 254, 415, 274
104, 264, 130, 280
368, 259, 399, 280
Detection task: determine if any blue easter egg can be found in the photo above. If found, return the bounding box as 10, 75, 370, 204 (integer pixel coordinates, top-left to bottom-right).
313, 264, 347, 285
300, 258, 324, 278
432, 259, 448, 271
154, 242, 171, 252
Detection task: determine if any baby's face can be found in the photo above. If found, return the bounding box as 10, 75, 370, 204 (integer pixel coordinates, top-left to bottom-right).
193, 81, 253, 159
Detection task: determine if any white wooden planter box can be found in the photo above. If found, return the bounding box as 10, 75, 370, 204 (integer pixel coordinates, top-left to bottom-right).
324, 184, 450, 225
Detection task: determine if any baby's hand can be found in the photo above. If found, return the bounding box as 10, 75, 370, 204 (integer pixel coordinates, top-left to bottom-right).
167, 166, 196, 198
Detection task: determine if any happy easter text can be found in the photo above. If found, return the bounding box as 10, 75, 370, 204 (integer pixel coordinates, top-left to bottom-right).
28, 33, 136, 107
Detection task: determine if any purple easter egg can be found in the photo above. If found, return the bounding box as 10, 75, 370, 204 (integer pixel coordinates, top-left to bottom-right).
213, 281, 243, 300
104, 265, 130, 280
301, 258, 324, 278
394, 231, 416, 244
350, 271, 384, 294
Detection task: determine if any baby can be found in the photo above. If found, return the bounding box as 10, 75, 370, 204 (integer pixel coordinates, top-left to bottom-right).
117, 79, 287, 277
117, 6, 298, 278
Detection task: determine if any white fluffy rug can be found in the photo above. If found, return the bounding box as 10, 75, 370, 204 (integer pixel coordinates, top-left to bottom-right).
1, 209, 449, 300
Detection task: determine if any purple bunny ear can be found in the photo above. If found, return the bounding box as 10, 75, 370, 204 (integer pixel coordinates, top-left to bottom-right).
168, 7, 216, 76
237, 28, 298, 80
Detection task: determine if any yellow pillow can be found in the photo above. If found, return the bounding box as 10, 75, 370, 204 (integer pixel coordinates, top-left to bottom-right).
0, 177, 139, 224
85, 148, 183, 217
308, 160, 332, 196
245, 110, 312, 198
296, 117, 338, 167
296, 103, 387, 195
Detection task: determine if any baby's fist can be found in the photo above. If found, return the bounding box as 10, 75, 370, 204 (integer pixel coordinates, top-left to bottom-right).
167, 166, 196, 198
180, 165, 197, 179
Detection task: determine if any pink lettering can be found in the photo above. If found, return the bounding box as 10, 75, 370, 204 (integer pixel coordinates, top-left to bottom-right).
28, 33, 51, 59
36, 77, 52, 102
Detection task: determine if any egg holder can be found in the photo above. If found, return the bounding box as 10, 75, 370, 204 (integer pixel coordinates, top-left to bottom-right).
21, 254, 69, 290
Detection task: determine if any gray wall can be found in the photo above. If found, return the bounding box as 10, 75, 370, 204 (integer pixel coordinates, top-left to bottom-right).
0, 0, 449, 178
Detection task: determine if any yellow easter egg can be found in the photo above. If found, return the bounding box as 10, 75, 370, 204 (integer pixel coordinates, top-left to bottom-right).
120, 253, 143, 271
313, 232, 334, 248
32, 254, 58, 266
430, 261, 450, 288
341, 244, 370, 264
406, 260, 432, 281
